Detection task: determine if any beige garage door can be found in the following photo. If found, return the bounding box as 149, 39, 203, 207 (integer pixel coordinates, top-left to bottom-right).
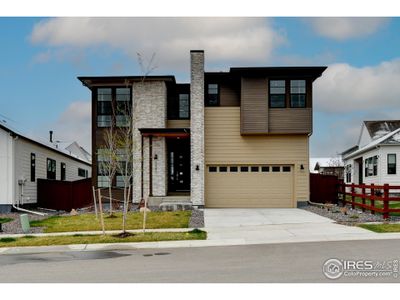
205, 165, 294, 208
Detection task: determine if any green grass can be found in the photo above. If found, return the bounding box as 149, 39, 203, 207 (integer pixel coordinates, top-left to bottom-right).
359, 223, 400, 233
0, 218, 13, 224
344, 195, 400, 216
30, 211, 191, 233
0, 230, 206, 248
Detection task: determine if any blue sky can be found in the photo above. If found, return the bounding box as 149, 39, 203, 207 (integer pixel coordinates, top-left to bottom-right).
1, 17, 400, 157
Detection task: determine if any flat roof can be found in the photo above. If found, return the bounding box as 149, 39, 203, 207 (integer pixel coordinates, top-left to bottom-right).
78, 75, 176, 88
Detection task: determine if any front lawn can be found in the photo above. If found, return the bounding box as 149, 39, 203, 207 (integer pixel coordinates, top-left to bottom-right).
0, 218, 13, 224
359, 223, 400, 233
30, 211, 191, 233
344, 195, 400, 216
0, 229, 206, 248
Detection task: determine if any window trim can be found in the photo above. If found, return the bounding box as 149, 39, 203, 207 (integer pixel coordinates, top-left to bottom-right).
206, 83, 220, 106
387, 154, 396, 175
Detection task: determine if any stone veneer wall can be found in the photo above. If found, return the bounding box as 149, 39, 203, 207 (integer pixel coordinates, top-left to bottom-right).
132, 81, 167, 203
190, 51, 205, 206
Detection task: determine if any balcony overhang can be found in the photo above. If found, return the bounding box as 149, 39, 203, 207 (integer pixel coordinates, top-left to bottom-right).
138, 128, 190, 138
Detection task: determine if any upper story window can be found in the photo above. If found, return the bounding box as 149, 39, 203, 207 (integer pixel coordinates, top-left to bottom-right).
269, 80, 286, 108
290, 80, 306, 108
46, 158, 56, 180
365, 156, 378, 177
30, 153, 36, 182
345, 165, 352, 183
97, 88, 112, 127
116, 88, 131, 116
179, 94, 190, 119
78, 168, 88, 178
388, 154, 396, 175
206, 84, 219, 106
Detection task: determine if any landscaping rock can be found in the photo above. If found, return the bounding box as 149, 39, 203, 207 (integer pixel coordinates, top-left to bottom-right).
140, 207, 151, 213
70, 209, 78, 216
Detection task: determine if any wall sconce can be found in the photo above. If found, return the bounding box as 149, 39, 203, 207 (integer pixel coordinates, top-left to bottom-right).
196, 165, 200, 171
154, 154, 158, 160
300, 164, 304, 170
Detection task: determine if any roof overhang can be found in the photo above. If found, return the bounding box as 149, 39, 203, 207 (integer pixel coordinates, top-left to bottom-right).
138, 128, 190, 138
229, 66, 327, 81
78, 75, 176, 89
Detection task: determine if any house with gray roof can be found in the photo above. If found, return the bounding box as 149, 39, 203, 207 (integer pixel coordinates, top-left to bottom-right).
341, 120, 400, 185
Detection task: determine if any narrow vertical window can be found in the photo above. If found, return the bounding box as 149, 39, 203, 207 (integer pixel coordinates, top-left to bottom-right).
30, 153, 36, 182
97, 88, 112, 127
269, 80, 286, 108
116, 87, 131, 127
61, 162, 66, 181
206, 84, 219, 106
388, 154, 396, 174
179, 94, 190, 118
290, 80, 306, 108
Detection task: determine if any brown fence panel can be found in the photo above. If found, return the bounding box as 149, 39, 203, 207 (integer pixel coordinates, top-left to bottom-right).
310, 173, 340, 204
37, 178, 92, 211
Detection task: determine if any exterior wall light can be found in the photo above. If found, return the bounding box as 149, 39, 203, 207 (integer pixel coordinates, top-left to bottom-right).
300, 164, 304, 170
196, 165, 200, 171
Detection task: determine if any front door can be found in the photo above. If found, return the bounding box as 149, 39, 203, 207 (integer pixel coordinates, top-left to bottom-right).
358, 158, 363, 184
167, 138, 190, 192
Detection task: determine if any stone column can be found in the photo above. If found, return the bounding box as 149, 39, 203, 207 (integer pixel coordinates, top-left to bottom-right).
190, 50, 205, 206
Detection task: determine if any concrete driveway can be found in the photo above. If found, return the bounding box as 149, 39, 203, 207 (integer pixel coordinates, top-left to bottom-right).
204, 208, 381, 245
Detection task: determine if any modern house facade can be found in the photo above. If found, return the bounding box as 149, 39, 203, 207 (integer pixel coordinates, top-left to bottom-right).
0, 122, 92, 213
342, 120, 400, 186
80, 50, 326, 208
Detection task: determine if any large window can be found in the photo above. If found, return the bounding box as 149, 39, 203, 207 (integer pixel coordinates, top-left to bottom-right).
388, 154, 396, 174
365, 156, 378, 177
179, 94, 190, 118
97, 88, 112, 127
269, 80, 286, 108
345, 165, 352, 183
206, 84, 219, 106
290, 80, 306, 108
46, 158, 56, 180
30, 153, 36, 182
116, 88, 131, 128
78, 168, 88, 178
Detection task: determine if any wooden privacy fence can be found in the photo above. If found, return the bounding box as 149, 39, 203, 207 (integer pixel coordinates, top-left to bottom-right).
37, 178, 93, 211
339, 183, 400, 219
310, 173, 341, 204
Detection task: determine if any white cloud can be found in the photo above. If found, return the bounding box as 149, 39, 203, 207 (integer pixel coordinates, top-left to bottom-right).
30, 17, 286, 70
51, 101, 92, 152
306, 17, 388, 40
314, 59, 400, 113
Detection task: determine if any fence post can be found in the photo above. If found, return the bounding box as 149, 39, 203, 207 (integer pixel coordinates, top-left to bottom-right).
92, 186, 98, 220
361, 185, 366, 212
383, 183, 389, 220
370, 183, 375, 215
351, 183, 355, 209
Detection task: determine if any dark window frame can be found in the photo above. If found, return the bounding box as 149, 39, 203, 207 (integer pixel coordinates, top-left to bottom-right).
78, 168, 88, 178
178, 93, 190, 119
388, 154, 396, 175
46, 158, 56, 180
269, 79, 286, 108
206, 83, 219, 106
61, 162, 66, 181
30, 153, 36, 182
290, 79, 306, 108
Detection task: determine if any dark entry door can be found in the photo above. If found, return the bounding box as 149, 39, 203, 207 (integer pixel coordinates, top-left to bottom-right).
358, 159, 363, 184
167, 138, 190, 192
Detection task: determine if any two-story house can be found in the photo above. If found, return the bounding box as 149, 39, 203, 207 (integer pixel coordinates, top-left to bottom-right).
79, 50, 326, 208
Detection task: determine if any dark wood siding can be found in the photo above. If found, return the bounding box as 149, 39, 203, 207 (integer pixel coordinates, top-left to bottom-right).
268, 108, 312, 134
220, 83, 240, 106
240, 77, 268, 134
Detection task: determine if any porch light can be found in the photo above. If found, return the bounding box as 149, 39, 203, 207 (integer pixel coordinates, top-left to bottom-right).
196, 165, 200, 171
154, 154, 158, 160
300, 164, 304, 170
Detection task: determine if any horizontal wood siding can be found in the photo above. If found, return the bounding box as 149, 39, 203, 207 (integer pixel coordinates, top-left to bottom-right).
205, 107, 310, 202
167, 120, 190, 128
269, 108, 312, 134
240, 77, 268, 134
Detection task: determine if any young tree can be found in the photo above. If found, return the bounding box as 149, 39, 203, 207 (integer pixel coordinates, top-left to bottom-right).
98, 120, 118, 216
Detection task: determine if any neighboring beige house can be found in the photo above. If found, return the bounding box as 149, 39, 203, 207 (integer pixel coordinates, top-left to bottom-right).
80, 50, 326, 208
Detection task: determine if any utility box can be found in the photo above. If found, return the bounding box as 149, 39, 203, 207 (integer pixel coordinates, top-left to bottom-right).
20, 214, 30, 233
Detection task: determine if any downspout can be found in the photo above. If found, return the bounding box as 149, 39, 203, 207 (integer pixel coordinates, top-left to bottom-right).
149, 135, 153, 197
11, 135, 46, 216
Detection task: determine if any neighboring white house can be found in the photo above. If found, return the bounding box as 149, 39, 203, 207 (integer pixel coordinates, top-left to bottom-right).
342, 120, 400, 186
0, 122, 91, 213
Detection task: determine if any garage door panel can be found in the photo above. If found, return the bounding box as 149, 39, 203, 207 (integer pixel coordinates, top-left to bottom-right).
205, 165, 294, 208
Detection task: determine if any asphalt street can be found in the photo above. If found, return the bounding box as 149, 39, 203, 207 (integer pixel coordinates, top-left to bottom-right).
0, 239, 399, 283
